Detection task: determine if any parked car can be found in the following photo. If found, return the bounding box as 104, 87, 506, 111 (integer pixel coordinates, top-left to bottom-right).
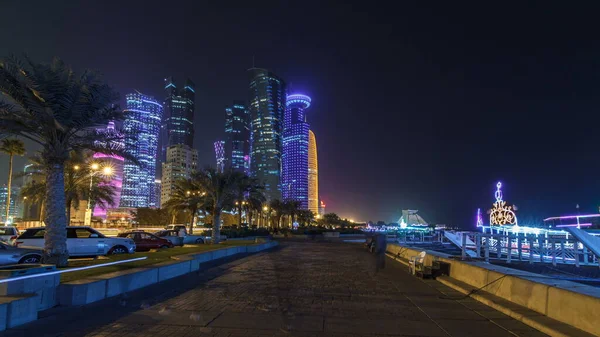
164, 224, 187, 231
117, 231, 174, 251
154, 230, 205, 246
14, 226, 136, 256
0, 242, 42, 265
0, 226, 19, 245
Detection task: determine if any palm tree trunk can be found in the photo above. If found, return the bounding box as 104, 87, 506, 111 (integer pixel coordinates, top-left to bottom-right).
39, 201, 44, 224
42, 163, 69, 266
212, 207, 221, 244
237, 205, 242, 226
65, 197, 72, 226
189, 208, 196, 234
4, 154, 13, 222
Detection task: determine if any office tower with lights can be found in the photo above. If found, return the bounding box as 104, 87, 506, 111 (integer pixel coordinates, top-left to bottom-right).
160, 77, 195, 168
154, 180, 162, 207
0, 185, 20, 223
93, 121, 125, 218
120, 92, 163, 208
225, 101, 250, 174
281, 94, 311, 208
161, 144, 198, 207
214, 140, 226, 172
308, 130, 319, 214
248, 68, 287, 200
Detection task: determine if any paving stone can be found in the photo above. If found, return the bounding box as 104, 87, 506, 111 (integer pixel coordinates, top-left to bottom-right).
0, 242, 548, 337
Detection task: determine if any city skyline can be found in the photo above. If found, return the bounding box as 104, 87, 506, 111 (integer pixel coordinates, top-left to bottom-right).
3, 2, 600, 225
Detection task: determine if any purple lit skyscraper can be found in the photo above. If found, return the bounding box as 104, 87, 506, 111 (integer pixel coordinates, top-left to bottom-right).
214, 140, 226, 173
281, 94, 311, 209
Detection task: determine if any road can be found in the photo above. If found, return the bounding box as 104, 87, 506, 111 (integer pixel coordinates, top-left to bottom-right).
1, 241, 548, 337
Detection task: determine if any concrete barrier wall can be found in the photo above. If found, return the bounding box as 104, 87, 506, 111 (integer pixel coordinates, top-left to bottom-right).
387, 243, 600, 336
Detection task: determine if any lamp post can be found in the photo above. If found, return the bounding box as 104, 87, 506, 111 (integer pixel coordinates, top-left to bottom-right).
77, 163, 113, 227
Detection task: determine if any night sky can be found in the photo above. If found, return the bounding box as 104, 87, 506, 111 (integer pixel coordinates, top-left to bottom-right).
2, 1, 600, 227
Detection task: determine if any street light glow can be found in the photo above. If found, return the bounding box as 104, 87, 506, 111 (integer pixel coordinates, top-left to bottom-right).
90, 163, 99, 170
102, 166, 113, 175
73, 165, 80, 170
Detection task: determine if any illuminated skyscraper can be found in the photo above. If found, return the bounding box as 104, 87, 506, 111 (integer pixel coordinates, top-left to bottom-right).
308, 130, 319, 214
120, 92, 163, 208
282, 94, 311, 209
161, 144, 198, 207
160, 77, 195, 172
225, 101, 250, 174
214, 140, 226, 172
93, 121, 124, 218
248, 68, 287, 200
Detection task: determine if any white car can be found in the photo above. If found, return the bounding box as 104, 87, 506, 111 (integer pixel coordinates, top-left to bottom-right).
14, 226, 136, 256
0, 226, 19, 245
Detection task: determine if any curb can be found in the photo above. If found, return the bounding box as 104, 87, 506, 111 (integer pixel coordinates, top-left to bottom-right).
437, 276, 595, 337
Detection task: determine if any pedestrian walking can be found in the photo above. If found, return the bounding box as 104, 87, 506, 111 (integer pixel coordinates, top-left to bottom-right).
375, 233, 387, 272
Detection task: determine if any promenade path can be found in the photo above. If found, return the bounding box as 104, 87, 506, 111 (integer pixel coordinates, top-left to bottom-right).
0, 241, 548, 337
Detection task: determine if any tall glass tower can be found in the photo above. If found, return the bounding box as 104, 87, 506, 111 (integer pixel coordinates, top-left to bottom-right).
120, 92, 163, 208
308, 130, 319, 214
225, 101, 250, 174
160, 77, 195, 166
248, 68, 287, 200
93, 121, 124, 218
282, 94, 311, 209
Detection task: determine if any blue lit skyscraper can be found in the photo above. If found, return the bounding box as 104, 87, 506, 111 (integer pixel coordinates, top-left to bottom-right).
248, 68, 287, 200
282, 94, 311, 209
160, 77, 195, 170
120, 92, 163, 208
225, 101, 250, 174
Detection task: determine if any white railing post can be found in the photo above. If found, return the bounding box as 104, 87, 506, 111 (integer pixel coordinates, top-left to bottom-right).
484, 235, 490, 262
507, 234, 512, 263
574, 240, 580, 268
461, 233, 467, 260
517, 234, 522, 261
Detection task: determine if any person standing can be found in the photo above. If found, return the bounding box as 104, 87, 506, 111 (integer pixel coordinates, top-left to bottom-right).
375, 233, 387, 272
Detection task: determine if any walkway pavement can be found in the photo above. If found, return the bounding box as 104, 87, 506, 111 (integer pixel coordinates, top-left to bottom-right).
1, 241, 548, 337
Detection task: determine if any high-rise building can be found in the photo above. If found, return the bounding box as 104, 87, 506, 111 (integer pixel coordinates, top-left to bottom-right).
160, 77, 195, 168
0, 185, 20, 224
248, 68, 287, 200
282, 94, 311, 209
308, 130, 319, 214
214, 140, 226, 172
93, 121, 124, 218
120, 92, 163, 208
161, 144, 198, 207
319, 200, 326, 216
154, 179, 162, 207
224, 101, 250, 174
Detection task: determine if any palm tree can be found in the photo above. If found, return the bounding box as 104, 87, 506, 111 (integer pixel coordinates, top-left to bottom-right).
297, 210, 315, 227
193, 168, 241, 244
0, 138, 25, 222
162, 178, 207, 234
233, 175, 264, 226
0, 56, 129, 266
23, 152, 117, 224
269, 199, 284, 230
283, 200, 301, 228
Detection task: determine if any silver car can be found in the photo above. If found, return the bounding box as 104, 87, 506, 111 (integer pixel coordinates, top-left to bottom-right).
14, 226, 136, 256
0, 242, 42, 265
154, 230, 205, 246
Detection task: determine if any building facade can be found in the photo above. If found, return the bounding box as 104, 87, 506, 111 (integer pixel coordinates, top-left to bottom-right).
93, 121, 125, 218
160, 77, 195, 168
214, 140, 226, 172
248, 68, 287, 200
308, 130, 319, 214
224, 101, 250, 174
0, 185, 20, 224
161, 144, 198, 207
281, 94, 311, 209
120, 92, 163, 208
